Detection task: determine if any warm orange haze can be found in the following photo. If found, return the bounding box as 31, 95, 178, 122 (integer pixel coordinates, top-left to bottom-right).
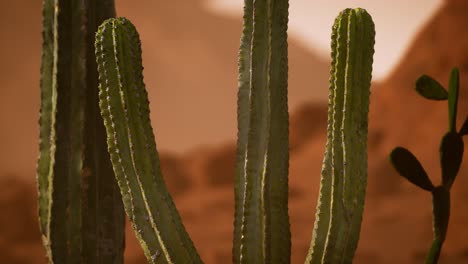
1, 0, 468, 263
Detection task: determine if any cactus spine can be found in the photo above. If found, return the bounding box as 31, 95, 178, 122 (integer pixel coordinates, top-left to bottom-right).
306, 8, 375, 263
37, 0, 124, 262
233, 0, 290, 263
95, 18, 202, 264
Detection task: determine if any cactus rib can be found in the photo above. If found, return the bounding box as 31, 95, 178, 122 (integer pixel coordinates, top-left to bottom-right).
306, 8, 375, 263
233, 0, 290, 263
95, 18, 202, 264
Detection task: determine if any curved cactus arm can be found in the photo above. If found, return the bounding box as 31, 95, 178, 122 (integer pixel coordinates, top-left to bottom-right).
95, 18, 203, 264
233, 0, 290, 263
305, 12, 340, 261
306, 8, 375, 263
37, 0, 124, 262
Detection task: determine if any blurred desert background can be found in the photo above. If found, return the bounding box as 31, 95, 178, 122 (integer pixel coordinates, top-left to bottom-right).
1, 0, 468, 263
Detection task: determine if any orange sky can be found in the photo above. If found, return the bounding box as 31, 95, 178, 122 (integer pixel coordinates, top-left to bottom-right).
206, 0, 442, 80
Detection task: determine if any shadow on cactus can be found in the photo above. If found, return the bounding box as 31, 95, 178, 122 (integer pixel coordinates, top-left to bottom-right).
389, 68, 467, 264
37, 2, 124, 262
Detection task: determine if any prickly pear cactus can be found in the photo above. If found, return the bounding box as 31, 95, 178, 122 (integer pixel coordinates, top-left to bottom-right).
37, 0, 124, 262
306, 8, 375, 263
390, 68, 466, 263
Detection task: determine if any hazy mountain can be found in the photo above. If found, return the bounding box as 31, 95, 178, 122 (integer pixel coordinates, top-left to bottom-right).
0, 0, 329, 181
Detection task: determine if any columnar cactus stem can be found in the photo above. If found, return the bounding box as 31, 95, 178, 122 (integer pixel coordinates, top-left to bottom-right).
95, 18, 203, 264
37, 0, 124, 262
306, 8, 375, 263
233, 0, 290, 263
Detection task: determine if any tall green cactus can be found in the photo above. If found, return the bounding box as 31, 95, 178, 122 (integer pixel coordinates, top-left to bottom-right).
37, 0, 124, 262
233, 0, 290, 263
306, 8, 375, 263
95, 18, 202, 264
37, 0, 377, 262
91, 3, 375, 264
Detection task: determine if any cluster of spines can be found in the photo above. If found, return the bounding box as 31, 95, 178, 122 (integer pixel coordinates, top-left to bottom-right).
37, 0, 124, 262
306, 8, 375, 263
233, 0, 290, 263
95, 18, 202, 264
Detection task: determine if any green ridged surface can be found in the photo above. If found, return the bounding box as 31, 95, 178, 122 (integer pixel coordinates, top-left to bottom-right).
95, 18, 202, 264
306, 8, 375, 263
37, 0, 124, 262
233, 0, 290, 263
